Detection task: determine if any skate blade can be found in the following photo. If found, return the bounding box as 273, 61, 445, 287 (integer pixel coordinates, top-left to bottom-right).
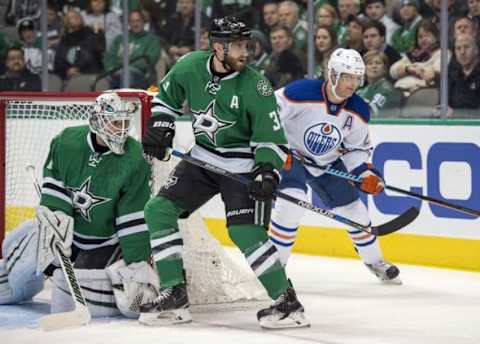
259, 311, 310, 330
139, 308, 192, 326
379, 277, 403, 285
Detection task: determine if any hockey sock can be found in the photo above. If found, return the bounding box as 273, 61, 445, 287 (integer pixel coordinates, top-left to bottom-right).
269, 188, 306, 266
228, 224, 289, 299
333, 199, 383, 264
144, 196, 185, 288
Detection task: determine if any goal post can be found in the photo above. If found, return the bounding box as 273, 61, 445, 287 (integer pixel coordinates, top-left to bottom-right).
0, 91, 268, 309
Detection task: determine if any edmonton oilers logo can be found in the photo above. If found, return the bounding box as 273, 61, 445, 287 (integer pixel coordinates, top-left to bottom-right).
303, 122, 342, 155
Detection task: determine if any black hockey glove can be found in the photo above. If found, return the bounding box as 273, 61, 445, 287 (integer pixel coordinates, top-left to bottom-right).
248, 164, 279, 202
142, 114, 175, 160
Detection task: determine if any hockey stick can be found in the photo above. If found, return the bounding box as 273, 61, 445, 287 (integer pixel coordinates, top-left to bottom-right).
169, 150, 418, 236
26, 165, 91, 330
294, 156, 480, 218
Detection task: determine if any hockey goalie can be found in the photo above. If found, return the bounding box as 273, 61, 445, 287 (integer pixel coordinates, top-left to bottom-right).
0, 91, 159, 319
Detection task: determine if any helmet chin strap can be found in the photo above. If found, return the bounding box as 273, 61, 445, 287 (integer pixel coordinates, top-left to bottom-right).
329, 73, 346, 101
213, 42, 233, 72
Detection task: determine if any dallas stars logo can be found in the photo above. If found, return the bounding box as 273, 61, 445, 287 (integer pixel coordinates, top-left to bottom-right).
191, 100, 235, 145
68, 177, 111, 222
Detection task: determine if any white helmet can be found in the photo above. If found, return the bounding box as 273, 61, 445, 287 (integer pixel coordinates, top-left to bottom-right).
90, 92, 138, 155
327, 48, 365, 98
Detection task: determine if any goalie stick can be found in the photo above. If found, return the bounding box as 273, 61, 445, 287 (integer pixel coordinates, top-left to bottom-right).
169, 150, 419, 236
26, 165, 91, 330
293, 156, 480, 218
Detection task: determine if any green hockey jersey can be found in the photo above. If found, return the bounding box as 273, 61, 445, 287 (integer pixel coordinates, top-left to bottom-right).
40, 125, 151, 263
357, 78, 402, 117
151, 50, 289, 173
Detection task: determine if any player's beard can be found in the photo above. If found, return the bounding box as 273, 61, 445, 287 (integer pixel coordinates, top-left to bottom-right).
225, 55, 247, 72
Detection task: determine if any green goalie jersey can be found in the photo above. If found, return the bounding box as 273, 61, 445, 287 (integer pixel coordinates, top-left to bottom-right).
152, 50, 289, 173
40, 125, 151, 263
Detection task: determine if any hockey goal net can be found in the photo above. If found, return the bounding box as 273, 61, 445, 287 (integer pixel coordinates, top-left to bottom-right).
0, 91, 268, 310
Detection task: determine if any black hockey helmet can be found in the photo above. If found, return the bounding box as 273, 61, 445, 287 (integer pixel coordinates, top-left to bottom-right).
209, 16, 251, 43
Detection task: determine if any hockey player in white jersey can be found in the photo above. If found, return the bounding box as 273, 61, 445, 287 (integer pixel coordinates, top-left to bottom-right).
270, 48, 401, 284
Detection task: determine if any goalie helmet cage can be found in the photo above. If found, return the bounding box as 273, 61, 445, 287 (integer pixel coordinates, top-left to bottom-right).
0, 91, 268, 311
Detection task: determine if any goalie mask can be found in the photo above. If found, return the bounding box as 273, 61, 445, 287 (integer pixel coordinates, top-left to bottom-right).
90, 92, 137, 155
327, 48, 365, 99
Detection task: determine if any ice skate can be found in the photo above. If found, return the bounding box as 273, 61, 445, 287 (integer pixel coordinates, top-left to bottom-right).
139, 283, 191, 325
257, 287, 310, 329
365, 260, 402, 285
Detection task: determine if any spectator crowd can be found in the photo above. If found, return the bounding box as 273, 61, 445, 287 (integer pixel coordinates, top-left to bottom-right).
0, 0, 478, 118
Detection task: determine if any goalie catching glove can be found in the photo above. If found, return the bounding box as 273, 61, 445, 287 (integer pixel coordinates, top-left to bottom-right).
142, 114, 175, 160
106, 260, 159, 318
351, 163, 385, 195
35, 206, 74, 274
248, 164, 279, 202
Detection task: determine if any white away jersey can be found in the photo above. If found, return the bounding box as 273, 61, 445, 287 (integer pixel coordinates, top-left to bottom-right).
275, 79, 372, 176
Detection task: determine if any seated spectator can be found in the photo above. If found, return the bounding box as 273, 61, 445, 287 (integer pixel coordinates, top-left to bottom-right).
274, 48, 306, 87
391, 0, 423, 54
358, 51, 402, 117
81, 0, 121, 50
54, 9, 104, 80
453, 16, 478, 41
103, 10, 161, 89
448, 33, 480, 115
43, 1, 63, 48
364, 0, 399, 44
199, 26, 210, 51
278, 1, 308, 51
390, 19, 450, 94
16, 19, 42, 74
59, 0, 88, 13
264, 25, 305, 88
337, 0, 362, 45
467, 0, 480, 32
5, 0, 41, 25
141, 0, 177, 34
0, 47, 41, 91
0, 32, 10, 74
314, 26, 338, 79
344, 15, 366, 54
363, 20, 401, 69
249, 30, 271, 74
259, 0, 280, 41
163, 0, 208, 63
315, 4, 340, 33
211, 0, 258, 28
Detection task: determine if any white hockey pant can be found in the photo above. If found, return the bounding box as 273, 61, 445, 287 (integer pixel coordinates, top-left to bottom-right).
270, 191, 384, 266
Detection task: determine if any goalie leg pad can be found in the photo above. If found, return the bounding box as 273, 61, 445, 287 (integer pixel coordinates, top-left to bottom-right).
0, 220, 44, 304
51, 268, 120, 317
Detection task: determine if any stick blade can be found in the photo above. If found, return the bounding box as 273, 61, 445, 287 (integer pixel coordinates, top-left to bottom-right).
373, 207, 420, 236
40, 307, 91, 331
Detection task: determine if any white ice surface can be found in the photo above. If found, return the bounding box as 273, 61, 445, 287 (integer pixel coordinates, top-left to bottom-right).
2, 250, 480, 344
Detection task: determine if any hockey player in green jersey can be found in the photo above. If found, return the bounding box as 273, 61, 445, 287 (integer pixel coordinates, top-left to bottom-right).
0, 92, 159, 319
140, 16, 309, 329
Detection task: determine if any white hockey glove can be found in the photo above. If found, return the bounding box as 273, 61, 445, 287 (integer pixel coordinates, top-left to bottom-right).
36, 206, 74, 274
106, 260, 159, 318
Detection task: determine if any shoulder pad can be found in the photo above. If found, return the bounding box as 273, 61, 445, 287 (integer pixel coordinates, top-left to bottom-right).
345, 93, 371, 123
283, 79, 324, 102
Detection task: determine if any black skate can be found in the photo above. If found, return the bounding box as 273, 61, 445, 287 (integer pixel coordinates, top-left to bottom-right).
139, 283, 191, 325
365, 260, 402, 285
257, 287, 310, 329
